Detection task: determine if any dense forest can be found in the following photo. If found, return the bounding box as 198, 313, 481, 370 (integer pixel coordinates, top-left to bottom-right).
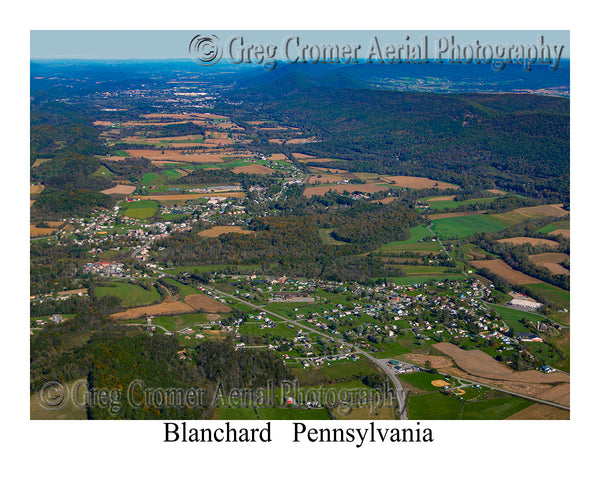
227, 80, 569, 202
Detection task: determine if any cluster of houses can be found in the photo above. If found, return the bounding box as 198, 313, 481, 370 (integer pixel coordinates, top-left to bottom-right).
82, 261, 125, 276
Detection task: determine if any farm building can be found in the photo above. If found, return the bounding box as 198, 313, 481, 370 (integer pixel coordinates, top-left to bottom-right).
509, 298, 543, 310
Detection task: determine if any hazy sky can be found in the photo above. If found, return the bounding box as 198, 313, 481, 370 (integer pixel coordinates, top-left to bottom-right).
31, 30, 570, 59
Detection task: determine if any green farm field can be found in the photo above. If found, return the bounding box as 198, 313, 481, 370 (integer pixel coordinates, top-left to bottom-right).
425, 196, 498, 211
490, 304, 546, 333
524, 283, 570, 310
408, 391, 532, 420
430, 214, 508, 239
94, 282, 161, 307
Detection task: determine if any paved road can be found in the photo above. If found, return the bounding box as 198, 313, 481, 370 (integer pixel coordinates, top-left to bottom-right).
202, 285, 409, 419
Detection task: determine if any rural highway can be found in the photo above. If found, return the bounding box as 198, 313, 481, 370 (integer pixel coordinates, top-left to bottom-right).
200, 284, 409, 419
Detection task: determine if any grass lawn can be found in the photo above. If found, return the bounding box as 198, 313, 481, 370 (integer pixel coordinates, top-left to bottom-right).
490, 304, 545, 333
524, 283, 570, 310
408, 391, 532, 419
426, 196, 498, 212
431, 214, 507, 239
318, 228, 348, 245
142, 172, 168, 186
124, 207, 157, 219
162, 277, 199, 299
94, 282, 161, 307
401, 371, 456, 392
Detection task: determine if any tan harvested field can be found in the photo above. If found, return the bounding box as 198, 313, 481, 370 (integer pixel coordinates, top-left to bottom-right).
469, 259, 543, 284
167, 143, 211, 148
506, 403, 569, 420
428, 195, 456, 202
529, 253, 570, 276
101, 184, 137, 195
30, 226, 58, 237
381, 176, 459, 190
231, 164, 275, 175
286, 137, 316, 144
122, 149, 251, 163
56, 288, 88, 296
93, 120, 113, 126
268, 139, 284, 144
111, 301, 195, 320
428, 211, 489, 220
549, 229, 570, 238
134, 192, 246, 201
30, 184, 45, 194
303, 183, 389, 197
296, 157, 339, 163
309, 166, 348, 173
198, 226, 254, 237
370, 197, 397, 205
32, 158, 52, 168
401, 354, 453, 369
433, 342, 569, 385
268, 153, 288, 160
307, 174, 346, 184
486, 189, 507, 195
205, 138, 233, 145
184, 294, 231, 313
497, 237, 559, 247
142, 113, 228, 120
492, 204, 569, 224
30, 200, 35, 207
292, 153, 315, 159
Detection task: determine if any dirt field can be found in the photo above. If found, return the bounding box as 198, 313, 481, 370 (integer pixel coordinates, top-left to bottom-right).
267, 154, 288, 160
184, 294, 231, 313
549, 229, 570, 238
431, 380, 451, 387
101, 184, 137, 195
486, 189, 507, 195
428, 195, 456, 202
111, 301, 195, 320
124, 149, 231, 163
381, 176, 459, 190
93, 120, 113, 126
286, 137, 316, 144
231, 164, 275, 175
401, 354, 453, 369
497, 237, 559, 247
134, 192, 245, 201
309, 166, 348, 173
529, 253, 570, 275
469, 259, 543, 285
30, 225, 58, 237
428, 211, 489, 220
30, 184, 45, 194
303, 183, 389, 197
506, 403, 569, 420
292, 153, 315, 159
198, 226, 255, 237
492, 204, 569, 224
370, 197, 397, 205
433, 342, 569, 385
307, 174, 346, 184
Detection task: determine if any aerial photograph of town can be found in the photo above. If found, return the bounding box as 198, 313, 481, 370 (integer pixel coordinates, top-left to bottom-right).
28, 29, 573, 426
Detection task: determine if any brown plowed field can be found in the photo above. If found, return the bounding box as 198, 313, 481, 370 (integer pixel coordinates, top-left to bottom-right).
111, 301, 195, 320
529, 253, 570, 276
469, 259, 543, 285
506, 403, 569, 420
303, 183, 389, 197
101, 184, 137, 195
433, 342, 569, 384
497, 237, 559, 247
307, 174, 346, 184
401, 354, 453, 369
198, 226, 254, 237
428, 195, 456, 202
381, 176, 459, 190
184, 294, 231, 313
231, 165, 275, 175
549, 229, 570, 238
